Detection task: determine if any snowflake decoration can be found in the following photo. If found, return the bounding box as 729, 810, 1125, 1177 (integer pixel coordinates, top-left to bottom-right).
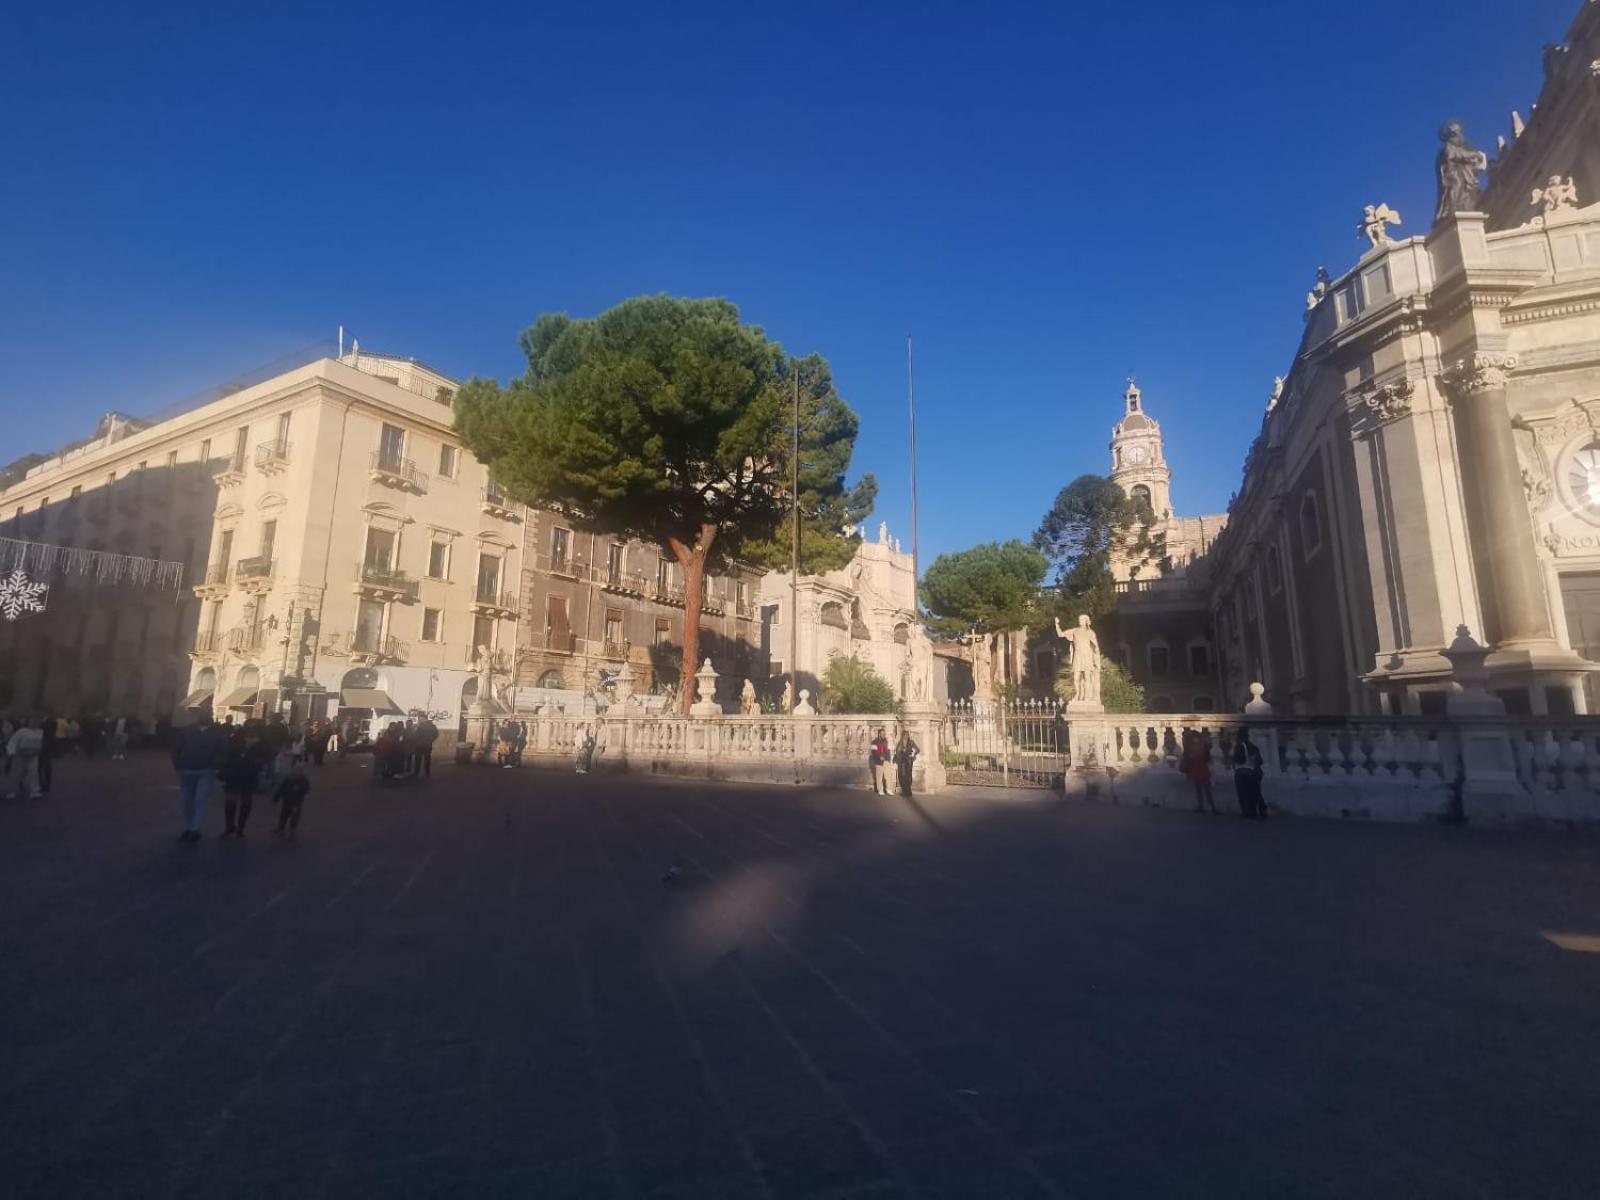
0, 568, 48, 621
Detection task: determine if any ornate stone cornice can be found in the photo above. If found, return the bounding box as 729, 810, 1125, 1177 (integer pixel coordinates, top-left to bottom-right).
1439, 352, 1519, 400
1355, 377, 1415, 424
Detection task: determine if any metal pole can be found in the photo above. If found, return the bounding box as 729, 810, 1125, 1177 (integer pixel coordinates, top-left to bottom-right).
907, 334, 920, 613
789, 366, 800, 713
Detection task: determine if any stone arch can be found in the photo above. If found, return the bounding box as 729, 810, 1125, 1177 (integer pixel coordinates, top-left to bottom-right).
819, 601, 847, 629
195, 666, 217, 692
535, 669, 565, 689
256, 492, 288, 513
340, 667, 384, 691
1130, 483, 1152, 509
236, 665, 260, 692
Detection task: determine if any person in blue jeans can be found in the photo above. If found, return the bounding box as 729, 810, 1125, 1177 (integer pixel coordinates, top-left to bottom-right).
170, 714, 225, 844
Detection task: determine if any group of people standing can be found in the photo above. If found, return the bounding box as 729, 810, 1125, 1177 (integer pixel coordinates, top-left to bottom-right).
1180, 728, 1268, 820
372, 717, 440, 781
2, 712, 147, 800
867, 727, 920, 797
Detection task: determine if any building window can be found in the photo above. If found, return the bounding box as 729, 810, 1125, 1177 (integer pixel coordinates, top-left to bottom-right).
472, 613, 494, 654
1188, 643, 1211, 677
166, 450, 178, 469
654, 617, 671, 647
1266, 546, 1283, 594
1148, 644, 1170, 677
537, 669, 564, 689
233, 426, 249, 465
275, 412, 291, 450
364, 527, 396, 570
605, 609, 624, 646
427, 540, 450, 580
476, 553, 501, 601
438, 444, 458, 478
546, 595, 571, 649
656, 557, 671, 593
550, 527, 570, 571
1150, 695, 1175, 712
1130, 484, 1152, 512
1300, 492, 1323, 559
763, 603, 782, 626
378, 423, 405, 469
421, 608, 442, 642
607, 542, 624, 583
355, 598, 385, 652
199, 438, 212, 463
259, 519, 277, 560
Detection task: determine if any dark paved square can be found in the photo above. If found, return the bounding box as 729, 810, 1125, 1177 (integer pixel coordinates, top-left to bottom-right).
2, 752, 1597, 1198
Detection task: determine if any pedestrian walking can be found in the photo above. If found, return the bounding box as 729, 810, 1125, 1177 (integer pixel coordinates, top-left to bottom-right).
109, 715, 130, 760
38, 714, 59, 794
416, 717, 438, 778
1183, 730, 1219, 814
326, 724, 342, 761
171, 715, 224, 843
868, 728, 891, 795
1232, 728, 1267, 820
894, 729, 920, 797
5, 718, 44, 800
273, 763, 312, 836
219, 731, 260, 838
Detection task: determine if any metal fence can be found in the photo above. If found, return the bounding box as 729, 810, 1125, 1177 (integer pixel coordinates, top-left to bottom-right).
942, 699, 1067, 789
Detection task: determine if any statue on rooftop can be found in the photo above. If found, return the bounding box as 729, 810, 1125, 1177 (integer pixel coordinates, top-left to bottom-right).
1532, 175, 1580, 215
1359, 203, 1402, 248
1434, 122, 1488, 225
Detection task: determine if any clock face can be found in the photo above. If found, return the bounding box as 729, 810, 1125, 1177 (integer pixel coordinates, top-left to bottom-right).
1128, 445, 1148, 465
1568, 446, 1600, 511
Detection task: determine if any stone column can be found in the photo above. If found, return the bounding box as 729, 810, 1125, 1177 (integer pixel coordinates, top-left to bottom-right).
1440, 352, 1551, 647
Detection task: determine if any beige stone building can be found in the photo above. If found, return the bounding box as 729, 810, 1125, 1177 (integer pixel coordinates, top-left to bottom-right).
0, 351, 526, 728
758, 524, 920, 705
1210, 0, 1600, 716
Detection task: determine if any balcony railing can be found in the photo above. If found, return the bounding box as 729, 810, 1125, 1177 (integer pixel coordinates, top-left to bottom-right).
234, 556, 275, 591
481, 486, 520, 519
212, 453, 248, 486
254, 440, 291, 473
531, 628, 578, 655
228, 627, 265, 653
354, 563, 420, 602
190, 630, 223, 656
599, 639, 629, 660
192, 562, 231, 595
471, 587, 519, 616
369, 452, 428, 493
323, 630, 409, 662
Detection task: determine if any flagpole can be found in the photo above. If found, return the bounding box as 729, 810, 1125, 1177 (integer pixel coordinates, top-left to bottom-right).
789, 366, 800, 713
907, 334, 920, 615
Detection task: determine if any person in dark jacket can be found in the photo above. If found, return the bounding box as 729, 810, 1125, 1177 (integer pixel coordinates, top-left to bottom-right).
170, 715, 225, 843
38, 713, 58, 795
273, 763, 312, 836
894, 730, 920, 798
219, 731, 260, 837
1232, 729, 1267, 820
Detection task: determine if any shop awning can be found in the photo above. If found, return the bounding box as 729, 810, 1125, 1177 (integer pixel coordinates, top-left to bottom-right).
341, 688, 402, 714
181, 688, 215, 709
218, 688, 259, 709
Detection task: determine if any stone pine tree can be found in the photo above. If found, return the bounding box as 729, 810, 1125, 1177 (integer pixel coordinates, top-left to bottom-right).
453, 295, 874, 715
1033, 474, 1163, 622
920, 541, 1048, 637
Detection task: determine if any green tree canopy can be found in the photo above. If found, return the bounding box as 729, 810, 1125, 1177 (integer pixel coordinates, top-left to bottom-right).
1033, 475, 1163, 622
454, 296, 872, 713
820, 654, 897, 714
920, 540, 1048, 637
1054, 657, 1147, 714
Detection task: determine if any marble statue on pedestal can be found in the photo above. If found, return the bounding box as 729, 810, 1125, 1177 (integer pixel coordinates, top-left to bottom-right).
740, 677, 758, 715
902, 623, 934, 702
1434, 122, 1487, 224
1055, 615, 1102, 708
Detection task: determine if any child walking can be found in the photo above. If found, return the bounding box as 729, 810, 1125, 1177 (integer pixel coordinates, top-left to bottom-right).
273, 763, 311, 836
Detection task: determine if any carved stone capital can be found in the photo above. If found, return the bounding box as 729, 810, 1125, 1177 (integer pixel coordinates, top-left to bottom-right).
1439, 352, 1518, 400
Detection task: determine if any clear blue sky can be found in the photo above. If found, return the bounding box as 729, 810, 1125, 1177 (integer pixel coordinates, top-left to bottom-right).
0, 0, 1578, 564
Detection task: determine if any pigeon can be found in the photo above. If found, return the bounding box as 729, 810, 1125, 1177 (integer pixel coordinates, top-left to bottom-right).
661, 865, 682, 884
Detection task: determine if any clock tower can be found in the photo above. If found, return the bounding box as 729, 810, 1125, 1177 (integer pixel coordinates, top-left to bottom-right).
1109, 378, 1171, 518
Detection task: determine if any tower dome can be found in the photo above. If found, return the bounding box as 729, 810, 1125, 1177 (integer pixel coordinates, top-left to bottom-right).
1109, 377, 1172, 518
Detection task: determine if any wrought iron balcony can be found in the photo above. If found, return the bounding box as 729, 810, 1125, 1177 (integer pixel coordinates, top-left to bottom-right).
192, 562, 231, 598
533, 628, 578, 655
234, 556, 275, 592
212, 453, 248, 487
353, 563, 419, 602
599, 639, 629, 660
480, 485, 520, 519
227, 626, 265, 653
189, 630, 223, 658
369, 451, 428, 493
470, 587, 519, 618
254, 440, 291, 474
322, 630, 408, 663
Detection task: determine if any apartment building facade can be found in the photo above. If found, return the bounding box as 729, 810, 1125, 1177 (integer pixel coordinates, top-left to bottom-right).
514, 510, 766, 706
0, 352, 525, 726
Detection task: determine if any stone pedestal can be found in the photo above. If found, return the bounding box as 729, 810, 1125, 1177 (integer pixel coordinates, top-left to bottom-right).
689, 658, 723, 718
464, 701, 500, 765
899, 701, 947, 793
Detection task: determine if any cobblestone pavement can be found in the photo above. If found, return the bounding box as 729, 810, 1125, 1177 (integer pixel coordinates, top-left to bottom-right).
1, 751, 1597, 1198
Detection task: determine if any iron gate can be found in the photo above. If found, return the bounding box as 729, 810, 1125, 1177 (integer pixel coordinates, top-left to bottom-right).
942, 699, 1068, 788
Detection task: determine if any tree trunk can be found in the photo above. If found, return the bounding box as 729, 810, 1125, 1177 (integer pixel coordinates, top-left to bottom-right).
669, 523, 718, 716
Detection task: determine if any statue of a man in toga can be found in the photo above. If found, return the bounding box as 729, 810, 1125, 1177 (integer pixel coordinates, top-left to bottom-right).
1054, 614, 1102, 708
